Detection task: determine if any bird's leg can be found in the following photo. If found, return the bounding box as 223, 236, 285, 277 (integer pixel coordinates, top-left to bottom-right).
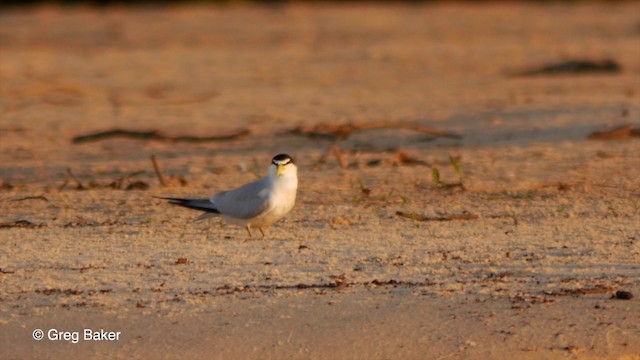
245, 225, 253, 238
259, 227, 266, 238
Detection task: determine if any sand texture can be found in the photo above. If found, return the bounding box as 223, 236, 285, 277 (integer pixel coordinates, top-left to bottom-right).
1, 2, 639, 359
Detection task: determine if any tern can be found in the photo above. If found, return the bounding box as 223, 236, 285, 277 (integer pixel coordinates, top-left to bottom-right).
157, 154, 298, 237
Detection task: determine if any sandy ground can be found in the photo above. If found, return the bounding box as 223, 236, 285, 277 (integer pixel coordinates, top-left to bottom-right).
1, 2, 639, 359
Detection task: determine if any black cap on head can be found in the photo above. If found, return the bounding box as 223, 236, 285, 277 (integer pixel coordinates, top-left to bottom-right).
272, 154, 294, 165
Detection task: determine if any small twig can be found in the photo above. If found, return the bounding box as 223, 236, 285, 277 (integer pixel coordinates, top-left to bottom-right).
587, 124, 635, 140
542, 285, 613, 297
151, 155, 167, 187
357, 179, 372, 197
396, 211, 478, 222
438, 182, 466, 191
396, 151, 429, 166
66, 168, 86, 190
72, 128, 250, 144
111, 170, 145, 190
330, 143, 347, 169
12, 195, 49, 202
287, 121, 462, 141
0, 220, 42, 228
57, 179, 69, 191
508, 59, 621, 77
70, 264, 97, 272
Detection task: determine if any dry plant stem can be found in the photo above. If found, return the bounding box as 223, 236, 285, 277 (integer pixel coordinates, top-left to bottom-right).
542, 285, 613, 296
0, 220, 40, 228
330, 143, 347, 169
72, 128, 250, 144
151, 155, 167, 187
587, 123, 635, 140
438, 182, 465, 191
396, 211, 478, 222
66, 168, 86, 190
12, 196, 48, 202
510, 59, 622, 77
112, 171, 145, 190
288, 121, 462, 140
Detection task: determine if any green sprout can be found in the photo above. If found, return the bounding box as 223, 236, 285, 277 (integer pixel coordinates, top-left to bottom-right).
432, 168, 441, 185
449, 155, 464, 181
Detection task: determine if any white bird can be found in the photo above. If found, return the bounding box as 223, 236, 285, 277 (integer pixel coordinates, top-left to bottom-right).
157, 154, 298, 238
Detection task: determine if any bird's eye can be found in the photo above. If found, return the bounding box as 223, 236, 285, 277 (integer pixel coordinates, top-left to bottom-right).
272, 159, 292, 166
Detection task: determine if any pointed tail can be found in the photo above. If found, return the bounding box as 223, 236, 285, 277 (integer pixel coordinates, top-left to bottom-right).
154, 196, 220, 214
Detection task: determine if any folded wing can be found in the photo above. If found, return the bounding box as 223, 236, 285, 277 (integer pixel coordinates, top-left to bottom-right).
211, 177, 271, 220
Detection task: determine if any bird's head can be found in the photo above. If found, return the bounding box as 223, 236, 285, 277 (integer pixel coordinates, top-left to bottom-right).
270, 154, 297, 178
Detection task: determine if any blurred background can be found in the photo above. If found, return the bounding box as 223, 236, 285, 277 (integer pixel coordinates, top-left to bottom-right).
0, 0, 637, 179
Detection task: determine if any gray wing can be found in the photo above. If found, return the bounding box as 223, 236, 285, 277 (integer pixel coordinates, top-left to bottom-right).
211, 177, 272, 219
